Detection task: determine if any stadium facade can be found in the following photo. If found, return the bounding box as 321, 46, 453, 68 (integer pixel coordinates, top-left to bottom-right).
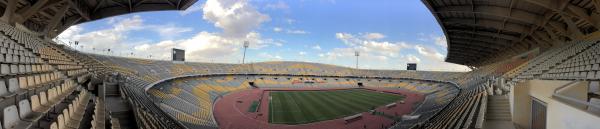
0, 0, 594, 129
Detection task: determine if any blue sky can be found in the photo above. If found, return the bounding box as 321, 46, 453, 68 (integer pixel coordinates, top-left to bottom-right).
57, 0, 469, 71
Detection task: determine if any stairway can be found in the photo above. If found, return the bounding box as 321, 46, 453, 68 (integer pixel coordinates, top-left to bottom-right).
486, 95, 511, 120
483, 95, 515, 129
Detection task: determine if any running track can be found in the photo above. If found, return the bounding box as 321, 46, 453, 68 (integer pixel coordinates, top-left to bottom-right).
213, 87, 424, 129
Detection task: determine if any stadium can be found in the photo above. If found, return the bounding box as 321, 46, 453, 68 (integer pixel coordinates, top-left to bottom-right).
0, 0, 596, 129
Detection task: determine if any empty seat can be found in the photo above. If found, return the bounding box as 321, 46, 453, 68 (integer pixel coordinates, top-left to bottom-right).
50, 122, 58, 129
0, 64, 8, 75
30, 95, 41, 112
18, 77, 27, 89
40, 91, 48, 106
18, 99, 41, 121
9, 64, 17, 74
8, 78, 18, 93
3, 105, 29, 129
0, 79, 9, 97
57, 114, 65, 129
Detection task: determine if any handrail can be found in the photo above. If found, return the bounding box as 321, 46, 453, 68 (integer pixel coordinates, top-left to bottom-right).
552, 81, 600, 115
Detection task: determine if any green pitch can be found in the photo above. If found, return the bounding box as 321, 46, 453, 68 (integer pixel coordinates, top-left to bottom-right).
268, 89, 404, 124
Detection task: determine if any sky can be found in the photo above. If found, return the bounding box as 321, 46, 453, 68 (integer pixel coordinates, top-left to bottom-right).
56, 0, 470, 71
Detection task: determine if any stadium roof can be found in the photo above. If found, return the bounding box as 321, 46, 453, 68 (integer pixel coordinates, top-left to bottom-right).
423, 0, 599, 66
1, 0, 197, 37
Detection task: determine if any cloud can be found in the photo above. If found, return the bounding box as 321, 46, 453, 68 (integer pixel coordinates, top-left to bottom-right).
406, 55, 421, 63
273, 27, 309, 34
362, 32, 385, 40
312, 45, 322, 50
180, 3, 203, 15
414, 45, 444, 60
58, 14, 281, 63
147, 23, 193, 39
130, 31, 281, 62
299, 51, 307, 56
434, 36, 447, 47
286, 29, 308, 34
265, 1, 289, 10
202, 0, 270, 38
285, 18, 295, 24
335, 32, 409, 55
258, 52, 282, 60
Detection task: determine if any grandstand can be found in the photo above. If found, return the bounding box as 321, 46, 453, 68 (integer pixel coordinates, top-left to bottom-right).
0, 0, 594, 129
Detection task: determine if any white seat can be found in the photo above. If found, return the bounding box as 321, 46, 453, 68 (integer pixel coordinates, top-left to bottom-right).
18, 99, 40, 122
8, 78, 18, 93
0, 79, 9, 97
5, 54, 12, 63
17, 65, 24, 74
0, 64, 8, 75
3, 105, 29, 129
588, 98, 600, 114
588, 72, 596, 79
9, 64, 17, 74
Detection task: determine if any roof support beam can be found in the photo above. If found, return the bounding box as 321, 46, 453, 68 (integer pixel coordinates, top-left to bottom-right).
447, 29, 520, 41
561, 13, 585, 38
565, 4, 600, 28
44, 3, 70, 35
449, 36, 508, 49
68, 0, 91, 20
1, 0, 17, 24
434, 5, 544, 26
443, 18, 530, 35
14, 0, 49, 23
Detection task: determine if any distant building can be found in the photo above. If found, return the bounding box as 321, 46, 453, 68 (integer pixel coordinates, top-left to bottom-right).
407, 63, 417, 70
172, 48, 185, 61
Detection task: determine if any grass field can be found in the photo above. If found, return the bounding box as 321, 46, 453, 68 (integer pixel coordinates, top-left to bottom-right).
268, 89, 404, 124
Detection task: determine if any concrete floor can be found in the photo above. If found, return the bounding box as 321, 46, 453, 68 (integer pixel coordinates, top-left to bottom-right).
483, 120, 516, 129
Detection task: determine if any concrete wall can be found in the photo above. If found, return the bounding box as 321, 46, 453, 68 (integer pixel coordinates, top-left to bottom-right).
511, 80, 572, 129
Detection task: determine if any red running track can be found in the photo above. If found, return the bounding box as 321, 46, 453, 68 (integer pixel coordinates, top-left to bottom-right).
213, 87, 424, 129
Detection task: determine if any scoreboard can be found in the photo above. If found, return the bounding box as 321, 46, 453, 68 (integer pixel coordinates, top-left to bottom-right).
172, 48, 185, 61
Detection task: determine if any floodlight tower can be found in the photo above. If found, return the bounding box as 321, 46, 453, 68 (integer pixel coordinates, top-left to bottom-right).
242, 41, 250, 64
355, 51, 359, 69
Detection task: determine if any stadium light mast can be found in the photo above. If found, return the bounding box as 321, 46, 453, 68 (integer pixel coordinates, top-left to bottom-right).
242, 41, 249, 64
355, 51, 359, 69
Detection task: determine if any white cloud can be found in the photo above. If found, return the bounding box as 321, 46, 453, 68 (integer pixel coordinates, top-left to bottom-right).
362, 32, 385, 40
258, 52, 282, 60
265, 1, 289, 10
203, 0, 270, 38
58, 14, 281, 63
273, 27, 309, 34
323, 32, 468, 71
285, 18, 295, 24
130, 31, 281, 62
299, 51, 307, 56
148, 24, 193, 39
406, 55, 420, 63
414, 45, 444, 60
180, 3, 203, 15
434, 36, 447, 47
286, 29, 308, 34
312, 45, 322, 50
